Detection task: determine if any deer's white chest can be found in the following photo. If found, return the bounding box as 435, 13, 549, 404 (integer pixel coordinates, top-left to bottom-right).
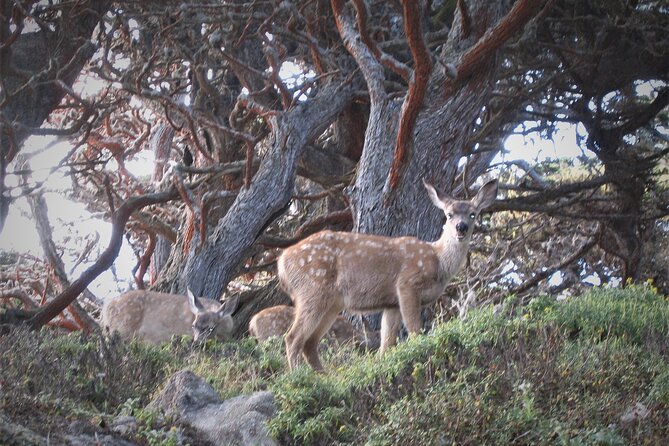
434, 239, 469, 282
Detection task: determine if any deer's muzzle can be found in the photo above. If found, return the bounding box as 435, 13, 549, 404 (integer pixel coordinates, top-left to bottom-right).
455, 222, 468, 238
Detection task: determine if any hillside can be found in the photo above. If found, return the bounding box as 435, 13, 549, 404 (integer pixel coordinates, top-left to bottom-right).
2, 285, 668, 445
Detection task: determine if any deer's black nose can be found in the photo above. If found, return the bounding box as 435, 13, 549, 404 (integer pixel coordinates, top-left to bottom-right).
456, 222, 468, 234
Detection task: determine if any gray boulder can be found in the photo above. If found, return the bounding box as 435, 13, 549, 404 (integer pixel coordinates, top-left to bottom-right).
64, 434, 137, 446
110, 416, 139, 437
0, 414, 137, 446
149, 369, 223, 415
150, 370, 277, 446
0, 414, 47, 446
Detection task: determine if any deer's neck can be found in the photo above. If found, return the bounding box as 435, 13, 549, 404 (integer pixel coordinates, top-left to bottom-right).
432, 230, 470, 280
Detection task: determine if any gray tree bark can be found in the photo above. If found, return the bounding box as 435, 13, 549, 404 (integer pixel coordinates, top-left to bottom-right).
177, 84, 354, 298
346, 0, 517, 239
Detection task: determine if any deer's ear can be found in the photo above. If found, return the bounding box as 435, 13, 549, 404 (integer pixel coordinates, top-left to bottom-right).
472, 179, 498, 211
217, 293, 239, 317
187, 288, 204, 314
423, 179, 451, 211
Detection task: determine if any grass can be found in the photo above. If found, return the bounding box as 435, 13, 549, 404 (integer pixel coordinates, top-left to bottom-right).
1, 284, 668, 445
267, 285, 669, 445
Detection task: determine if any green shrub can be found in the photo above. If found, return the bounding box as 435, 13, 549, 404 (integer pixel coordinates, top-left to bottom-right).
538, 286, 669, 344
0, 329, 174, 415
3, 285, 668, 445
269, 286, 669, 445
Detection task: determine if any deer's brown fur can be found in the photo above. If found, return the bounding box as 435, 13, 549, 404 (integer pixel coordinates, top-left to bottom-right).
101, 289, 238, 344
278, 179, 498, 370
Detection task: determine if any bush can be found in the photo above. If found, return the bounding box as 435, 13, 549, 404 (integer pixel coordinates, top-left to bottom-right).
269, 286, 669, 445
538, 286, 669, 345
0, 328, 174, 418
2, 285, 668, 445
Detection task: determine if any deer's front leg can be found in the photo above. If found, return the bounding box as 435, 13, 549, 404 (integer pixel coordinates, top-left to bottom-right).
397, 283, 422, 335
379, 308, 401, 354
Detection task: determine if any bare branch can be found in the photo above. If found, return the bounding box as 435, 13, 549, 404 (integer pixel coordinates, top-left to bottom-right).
457, 0, 472, 38
28, 187, 180, 329
331, 0, 387, 100
450, 0, 545, 88
510, 237, 597, 295
504, 160, 550, 190
388, 0, 432, 189
351, 0, 411, 82
0, 287, 38, 310
134, 231, 156, 290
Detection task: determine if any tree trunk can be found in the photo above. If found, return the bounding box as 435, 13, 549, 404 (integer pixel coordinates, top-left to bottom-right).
351, 0, 521, 238
170, 84, 354, 299
230, 278, 291, 339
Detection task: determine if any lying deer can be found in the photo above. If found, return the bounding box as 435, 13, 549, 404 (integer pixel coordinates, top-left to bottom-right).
249, 304, 379, 348
101, 289, 239, 344
278, 179, 498, 370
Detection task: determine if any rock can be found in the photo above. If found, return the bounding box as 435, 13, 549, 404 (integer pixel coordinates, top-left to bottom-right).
150, 369, 277, 446
0, 413, 138, 446
149, 370, 222, 416
0, 414, 47, 446
64, 433, 138, 446
620, 402, 650, 423
110, 415, 139, 436
184, 391, 276, 446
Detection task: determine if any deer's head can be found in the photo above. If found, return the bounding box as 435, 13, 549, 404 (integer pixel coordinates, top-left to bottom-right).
187, 289, 240, 342
423, 179, 498, 242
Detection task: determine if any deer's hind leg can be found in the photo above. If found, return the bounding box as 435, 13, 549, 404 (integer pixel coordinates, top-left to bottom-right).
285, 294, 329, 370
303, 305, 342, 371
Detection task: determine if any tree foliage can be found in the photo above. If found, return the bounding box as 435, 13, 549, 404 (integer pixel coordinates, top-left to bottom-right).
0, 0, 667, 330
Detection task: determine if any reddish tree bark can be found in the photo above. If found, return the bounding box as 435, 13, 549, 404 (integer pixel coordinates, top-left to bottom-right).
389, 0, 433, 189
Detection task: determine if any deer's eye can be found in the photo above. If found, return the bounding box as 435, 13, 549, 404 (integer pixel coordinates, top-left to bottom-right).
469, 213, 476, 220
446, 213, 453, 220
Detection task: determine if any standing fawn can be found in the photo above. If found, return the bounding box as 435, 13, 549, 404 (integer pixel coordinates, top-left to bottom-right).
101, 289, 239, 344
249, 305, 379, 348
278, 179, 498, 370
